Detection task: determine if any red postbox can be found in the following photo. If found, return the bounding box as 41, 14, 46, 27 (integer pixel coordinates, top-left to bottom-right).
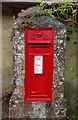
25, 27, 54, 101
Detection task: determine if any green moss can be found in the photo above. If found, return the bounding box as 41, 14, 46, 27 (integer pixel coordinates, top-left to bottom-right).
67, 116, 78, 120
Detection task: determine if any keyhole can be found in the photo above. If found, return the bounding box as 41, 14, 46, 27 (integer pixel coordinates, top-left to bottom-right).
34, 78, 36, 80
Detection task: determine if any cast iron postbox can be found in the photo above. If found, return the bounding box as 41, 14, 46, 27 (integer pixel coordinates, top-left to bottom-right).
25, 27, 54, 101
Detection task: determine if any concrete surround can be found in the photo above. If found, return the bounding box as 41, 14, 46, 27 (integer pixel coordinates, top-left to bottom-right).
0, 0, 77, 2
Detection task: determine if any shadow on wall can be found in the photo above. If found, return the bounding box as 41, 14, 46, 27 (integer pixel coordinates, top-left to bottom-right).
64, 24, 76, 116
65, 80, 76, 116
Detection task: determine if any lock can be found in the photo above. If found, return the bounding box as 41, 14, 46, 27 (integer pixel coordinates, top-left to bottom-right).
31, 92, 36, 94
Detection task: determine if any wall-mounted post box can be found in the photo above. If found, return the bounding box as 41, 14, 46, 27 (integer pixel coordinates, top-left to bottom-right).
25, 27, 54, 101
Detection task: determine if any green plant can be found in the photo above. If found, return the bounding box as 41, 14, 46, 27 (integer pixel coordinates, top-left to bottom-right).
67, 116, 78, 120
36, 1, 78, 44
39, 2, 78, 25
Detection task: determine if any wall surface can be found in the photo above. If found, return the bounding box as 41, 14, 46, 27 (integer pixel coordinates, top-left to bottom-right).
2, 12, 13, 91
2, 3, 77, 117
64, 22, 76, 115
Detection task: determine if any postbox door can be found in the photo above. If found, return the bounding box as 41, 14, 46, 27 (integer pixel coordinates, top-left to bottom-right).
30, 54, 50, 97
25, 52, 53, 101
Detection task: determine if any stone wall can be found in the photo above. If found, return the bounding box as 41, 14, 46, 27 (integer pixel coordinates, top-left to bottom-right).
9, 6, 66, 119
